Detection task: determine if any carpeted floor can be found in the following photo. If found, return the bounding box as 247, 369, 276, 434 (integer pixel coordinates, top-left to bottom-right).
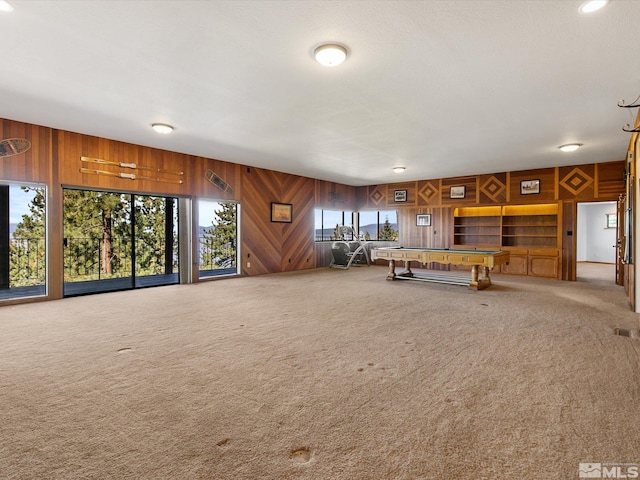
1, 265, 639, 479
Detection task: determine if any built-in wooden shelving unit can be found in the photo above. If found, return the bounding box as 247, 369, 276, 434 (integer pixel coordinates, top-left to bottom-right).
452, 203, 561, 278
453, 206, 501, 247
501, 203, 559, 248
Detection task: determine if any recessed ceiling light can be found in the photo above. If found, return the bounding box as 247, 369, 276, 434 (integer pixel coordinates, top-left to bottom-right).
0, 1, 14, 12
393, 166, 406, 173
579, 0, 608, 13
152, 123, 174, 134
314, 44, 348, 67
558, 143, 583, 152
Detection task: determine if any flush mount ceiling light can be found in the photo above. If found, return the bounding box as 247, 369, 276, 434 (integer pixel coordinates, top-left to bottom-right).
151, 123, 174, 134
579, 0, 608, 13
558, 143, 583, 152
393, 166, 406, 173
0, 0, 14, 12
314, 44, 348, 67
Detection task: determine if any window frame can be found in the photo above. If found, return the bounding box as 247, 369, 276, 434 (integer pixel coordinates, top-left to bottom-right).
314, 208, 398, 242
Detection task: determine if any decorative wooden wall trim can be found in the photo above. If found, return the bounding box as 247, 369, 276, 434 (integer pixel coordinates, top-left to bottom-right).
363, 185, 386, 208
417, 179, 440, 206
558, 164, 595, 200
365, 161, 613, 206
479, 173, 507, 203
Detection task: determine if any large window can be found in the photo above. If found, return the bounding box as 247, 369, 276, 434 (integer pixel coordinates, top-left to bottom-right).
198, 199, 238, 278
63, 189, 179, 296
0, 183, 47, 300
314, 209, 355, 241
358, 210, 398, 241
314, 209, 398, 241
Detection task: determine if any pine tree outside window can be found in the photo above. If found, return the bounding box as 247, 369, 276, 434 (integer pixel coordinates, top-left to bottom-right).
1, 183, 47, 300
198, 199, 238, 278
314, 209, 397, 242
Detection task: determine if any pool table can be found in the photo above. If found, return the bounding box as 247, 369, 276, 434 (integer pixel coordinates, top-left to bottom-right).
371, 247, 510, 290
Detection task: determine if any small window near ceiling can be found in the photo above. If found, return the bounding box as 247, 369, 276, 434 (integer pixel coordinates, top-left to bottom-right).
606, 213, 617, 229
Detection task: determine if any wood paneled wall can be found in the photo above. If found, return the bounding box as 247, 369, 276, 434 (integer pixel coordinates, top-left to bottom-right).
0, 120, 52, 183
239, 167, 318, 275
399, 207, 452, 249
192, 157, 241, 201
58, 131, 190, 197
357, 161, 625, 270
0, 118, 358, 304
357, 162, 624, 210
0, 117, 629, 305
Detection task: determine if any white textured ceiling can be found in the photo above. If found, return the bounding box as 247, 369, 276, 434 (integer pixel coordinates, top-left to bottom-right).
0, 0, 639, 186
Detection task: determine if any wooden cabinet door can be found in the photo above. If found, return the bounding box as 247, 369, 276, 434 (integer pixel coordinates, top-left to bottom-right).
528, 255, 558, 278
501, 254, 527, 275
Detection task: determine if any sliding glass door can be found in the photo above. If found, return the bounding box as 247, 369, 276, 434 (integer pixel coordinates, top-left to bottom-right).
63, 189, 178, 296
134, 195, 179, 287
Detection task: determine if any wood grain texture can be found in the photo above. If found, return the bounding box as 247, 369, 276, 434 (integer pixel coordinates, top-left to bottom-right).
281, 175, 315, 271
398, 207, 452, 271
558, 164, 595, 201
596, 161, 625, 199
399, 207, 451, 249
0, 117, 630, 299
58, 131, 188, 196
192, 157, 240, 201
386, 182, 417, 207
509, 168, 556, 203
0, 119, 51, 183
478, 173, 507, 204
360, 185, 387, 209
315, 180, 356, 210
562, 200, 576, 281
240, 167, 315, 275
441, 176, 477, 205
416, 180, 441, 206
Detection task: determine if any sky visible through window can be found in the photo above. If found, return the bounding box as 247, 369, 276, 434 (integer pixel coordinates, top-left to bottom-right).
199, 199, 222, 227
9, 185, 35, 224
9, 187, 222, 232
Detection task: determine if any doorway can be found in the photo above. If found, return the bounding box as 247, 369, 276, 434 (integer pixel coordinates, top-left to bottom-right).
62, 188, 179, 296
576, 201, 618, 284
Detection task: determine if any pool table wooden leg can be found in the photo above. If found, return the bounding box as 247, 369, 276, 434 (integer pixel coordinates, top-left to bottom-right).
386, 259, 396, 280
401, 260, 414, 278
469, 265, 492, 290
